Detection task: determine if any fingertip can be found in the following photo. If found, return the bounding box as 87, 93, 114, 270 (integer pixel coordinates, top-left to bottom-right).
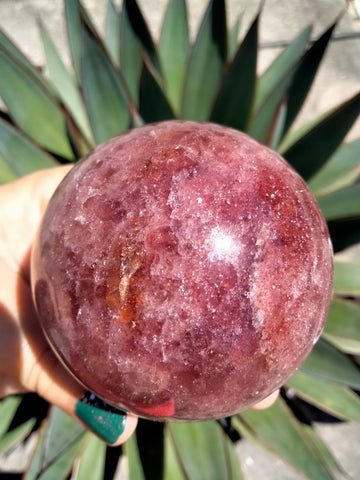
75, 391, 138, 446
251, 389, 279, 410
111, 413, 138, 447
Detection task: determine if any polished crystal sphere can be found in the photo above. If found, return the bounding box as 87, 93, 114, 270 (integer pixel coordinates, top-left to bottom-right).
31, 121, 333, 421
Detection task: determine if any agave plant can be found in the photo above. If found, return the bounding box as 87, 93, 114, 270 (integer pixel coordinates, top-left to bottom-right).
0, 0, 360, 478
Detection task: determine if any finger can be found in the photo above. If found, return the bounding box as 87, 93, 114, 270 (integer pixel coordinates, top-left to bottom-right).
251, 389, 279, 410
75, 391, 138, 446
22, 342, 138, 446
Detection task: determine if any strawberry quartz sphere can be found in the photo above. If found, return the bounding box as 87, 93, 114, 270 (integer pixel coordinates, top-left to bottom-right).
31, 121, 333, 421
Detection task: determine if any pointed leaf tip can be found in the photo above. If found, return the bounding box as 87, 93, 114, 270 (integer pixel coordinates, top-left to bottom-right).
158, 0, 189, 114
65, 0, 99, 81
80, 21, 131, 144
210, 13, 259, 131
169, 421, 232, 480
0, 47, 73, 158
235, 398, 339, 480
282, 91, 360, 180
247, 25, 312, 142
282, 21, 337, 136
0, 117, 58, 177
40, 24, 94, 147
181, 0, 227, 121
123, 0, 161, 75
139, 60, 175, 124
105, 0, 121, 68
26, 408, 85, 480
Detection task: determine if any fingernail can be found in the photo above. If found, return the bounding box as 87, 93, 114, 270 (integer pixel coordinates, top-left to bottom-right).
75, 391, 127, 444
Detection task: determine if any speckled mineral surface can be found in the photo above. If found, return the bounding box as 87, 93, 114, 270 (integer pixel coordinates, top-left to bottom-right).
31, 121, 333, 421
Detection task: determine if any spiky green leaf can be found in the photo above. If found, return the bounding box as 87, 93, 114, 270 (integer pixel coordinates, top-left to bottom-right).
234, 398, 336, 480
164, 430, 186, 480
81, 23, 131, 144
0, 29, 55, 96
210, 13, 258, 131
317, 184, 360, 221
324, 336, 360, 356
158, 0, 189, 114
125, 433, 145, 480
105, 0, 121, 68
267, 100, 288, 149
309, 139, 360, 196
64, 0, 97, 81
26, 408, 85, 480
333, 261, 360, 296
0, 396, 23, 436
223, 433, 244, 479
282, 22, 336, 136
169, 421, 233, 480
252, 26, 311, 115
40, 24, 94, 147
74, 433, 106, 480
300, 338, 360, 389
181, 0, 227, 120
64, 0, 82, 79
287, 371, 360, 422
120, 0, 143, 105
302, 424, 347, 479
247, 26, 311, 141
280, 91, 360, 180
227, 15, 241, 61
0, 48, 73, 158
0, 154, 17, 184
0, 117, 58, 176
0, 418, 36, 455
122, 0, 161, 77
139, 61, 175, 123
323, 299, 360, 354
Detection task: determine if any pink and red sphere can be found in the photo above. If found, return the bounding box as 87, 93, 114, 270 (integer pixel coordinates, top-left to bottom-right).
31, 121, 333, 421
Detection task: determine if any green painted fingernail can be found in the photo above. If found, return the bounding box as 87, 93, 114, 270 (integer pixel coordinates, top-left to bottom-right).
75, 392, 127, 444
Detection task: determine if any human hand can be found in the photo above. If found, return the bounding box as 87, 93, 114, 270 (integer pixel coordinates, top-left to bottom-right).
0, 166, 138, 445
0, 166, 278, 444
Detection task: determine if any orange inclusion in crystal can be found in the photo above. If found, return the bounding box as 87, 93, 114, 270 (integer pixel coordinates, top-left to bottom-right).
106, 248, 142, 323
